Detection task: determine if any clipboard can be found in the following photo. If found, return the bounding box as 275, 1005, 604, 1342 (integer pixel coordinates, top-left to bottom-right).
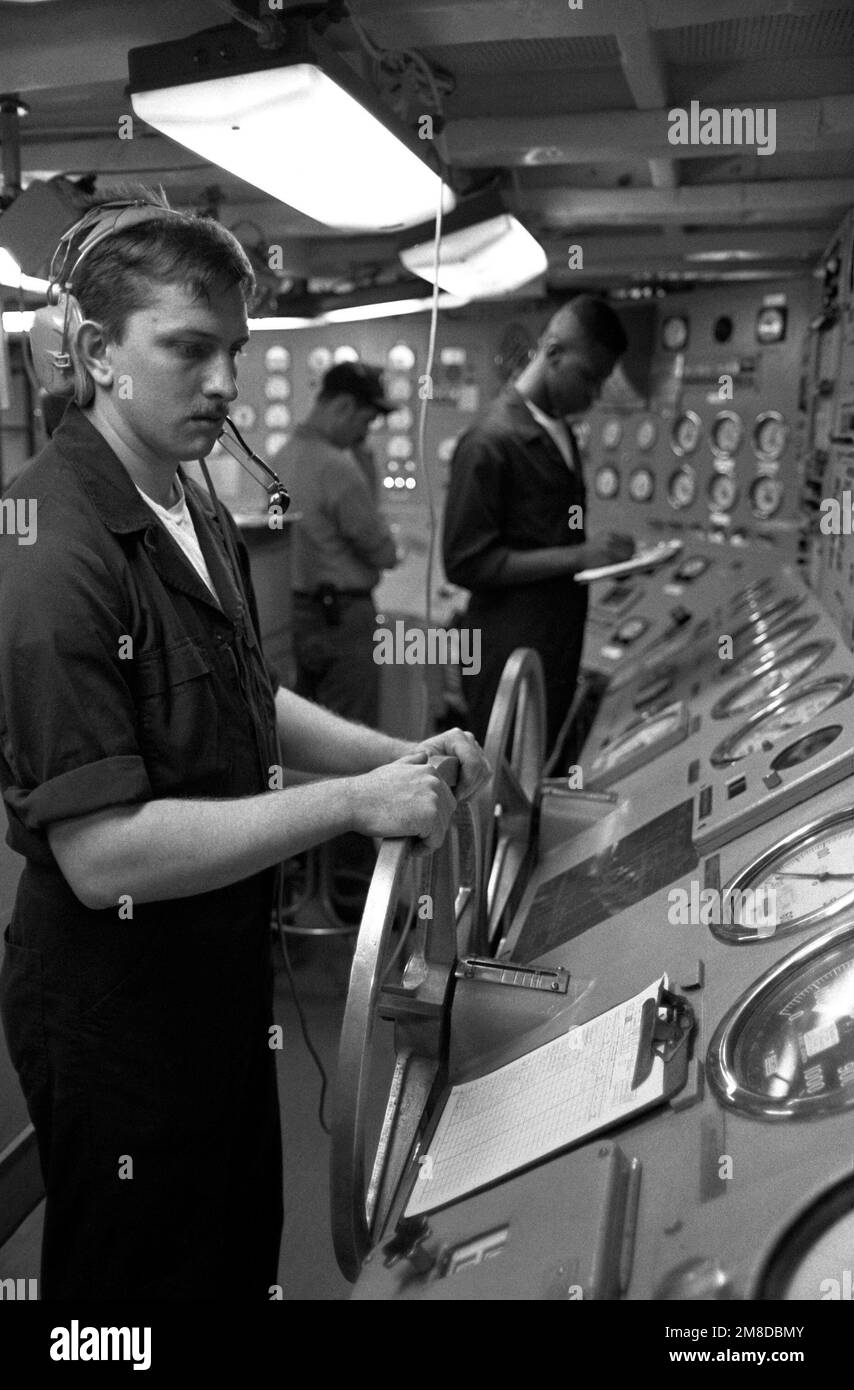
402, 976, 695, 1220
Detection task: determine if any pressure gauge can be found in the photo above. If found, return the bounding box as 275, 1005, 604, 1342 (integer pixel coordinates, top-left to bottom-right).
334, 345, 359, 364
308, 346, 333, 374
759, 1177, 854, 1300
674, 555, 710, 583
614, 616, 649, 645
712, 807, 854, 945
601, 418, 623, 449
265, 432, 288, 455
710, 411, 744, 458
595, 465, 620, 499
230, 403, 256, 430
671, 412, 702, 457
708, 473, 738, 513
709, 675, 854, 767
662, 316, 689, 351
728, 615, 817, 678
264, 345, 290, 372
750, 476, 784, 519
729, 577, 776, 615
754, 412, 788, 460
589, 702, 688, 785
388, 377, 413, 404
708, 920, 854, 1117
633, 670, 675, 709
710, 641, 835, 720
636, 418, 658, 451
264, 376, 291, 401
264, 405, 290, 429
629, 468, 655, 502
388, 343, 416, 371
756, 305, 787, 344
387, 407, 413, 432
572, 420, 591, 452
668, 465, 697, 509
731, 597, 805, 657
388, 435, 413, 460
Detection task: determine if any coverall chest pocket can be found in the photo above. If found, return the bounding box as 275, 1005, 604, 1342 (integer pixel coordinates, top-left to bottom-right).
134, 637, 231, 795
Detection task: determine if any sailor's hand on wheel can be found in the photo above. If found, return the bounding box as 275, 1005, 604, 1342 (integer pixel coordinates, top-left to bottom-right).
412, 727, 491, 803
344, 753, 457, 851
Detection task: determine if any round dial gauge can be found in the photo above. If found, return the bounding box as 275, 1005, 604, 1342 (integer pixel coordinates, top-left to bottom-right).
594, 706, 684, 776
334, 345, 359, 364
756, 306, 787, 344
674, 555, 709, 582
707, 920, 854, 1117
714, 808, 854, 945
387, 407, 413, 432
388, 343, 416, 371
633, 670, 674, 709
754, 412, 788, 460
671, 412, 702, 457
601, 418, 623, 449
264, 376, 291, 401
668, 466, 697, 509
728, 615, 816, 678
230, 403, 256, 430
636, 418, 657, 451
662, 316, 689, 351
629, 468, 654, 503
572, 420, 591, 452
264, 345, 290, 372
388, 377, 412, 404
710, 412, 743, 458
731, 597, 805, 657
388, 435, 413, 461
615, 616, 649, 644
595, 465, 620, 500
771, 726, 842, 771
264, 404, 290, 429
708, 473, 738, 513
729, 577, 776, 615
750, 476, 784, 519
711, 641, 834, 721
709, 675, 854, 767
264, 432, 288, 455
759, 1177, 854, 1300
308, 346, 333, 373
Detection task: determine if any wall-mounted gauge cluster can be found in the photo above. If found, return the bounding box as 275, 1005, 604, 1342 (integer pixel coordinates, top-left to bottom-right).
595, 465, 620, 499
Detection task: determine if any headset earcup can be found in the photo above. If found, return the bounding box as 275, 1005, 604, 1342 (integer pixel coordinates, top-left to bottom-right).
28, 295, 92, 405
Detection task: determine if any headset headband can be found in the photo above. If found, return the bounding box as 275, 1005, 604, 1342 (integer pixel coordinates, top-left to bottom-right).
48, 199, 179, 297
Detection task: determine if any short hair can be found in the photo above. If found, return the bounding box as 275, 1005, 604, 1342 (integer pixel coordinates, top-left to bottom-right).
546, 295, 628, 359
71, 199, 256, 344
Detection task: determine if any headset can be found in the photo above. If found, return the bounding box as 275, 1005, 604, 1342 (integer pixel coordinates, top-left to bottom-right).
28, 197, 290, 516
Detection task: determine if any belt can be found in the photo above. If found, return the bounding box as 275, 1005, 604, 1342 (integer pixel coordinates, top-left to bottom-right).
293, 588, 373, 599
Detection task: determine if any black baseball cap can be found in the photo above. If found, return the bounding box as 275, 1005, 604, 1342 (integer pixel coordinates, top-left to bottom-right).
321, 361, 393, 414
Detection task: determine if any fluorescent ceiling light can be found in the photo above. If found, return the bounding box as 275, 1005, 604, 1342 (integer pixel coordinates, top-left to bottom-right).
0, 248, 49, 294
400, 191, 547, 298
247, 316, 318, 330
685, 249, 765, 263
129, 23, 455, 232
322, 293, 467, 323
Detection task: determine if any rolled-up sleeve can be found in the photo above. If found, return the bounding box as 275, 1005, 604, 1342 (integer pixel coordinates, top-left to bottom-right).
0, 536, 152, 834
442, 430, 511, 589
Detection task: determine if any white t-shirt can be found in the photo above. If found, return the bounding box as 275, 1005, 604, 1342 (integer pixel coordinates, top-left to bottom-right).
522, 396, 576, 473
135, 474, 220, 603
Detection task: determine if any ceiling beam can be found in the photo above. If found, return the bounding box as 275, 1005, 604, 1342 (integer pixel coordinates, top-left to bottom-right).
613, 0, 678, 191
542, 228, 825, 264
448, 96, 854, 166
516, 180, 854, 226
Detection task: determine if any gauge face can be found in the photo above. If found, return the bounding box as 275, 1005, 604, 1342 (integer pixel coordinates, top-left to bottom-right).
662, 316, 689, 351
731, 597, 805, 657
264, 404, 290, 429
264, 432, 288, 455
710, 676, 854, 766
674, 555, 709, 582
714, 810, 854, 945
728, 615, 815, 677
671, 412, 702, 457
754, 412, 788, 460
711, 641, 834, 720
710, 412, 743, 458
264, 376, 291, 401
230, 403, 256, 430
629, 468, 654, 503
636, 419, 657, 451
334, 345, 359, 364
615, 616, 649, 644
601, 418, 623, 449
771, 725, 842, 771
308, 347, 333, 373
387, 407, 413, 432
756, 305, 787, 344
388, 435, 413, 460
668, 465, 697, 509
708, 473, 738, 513
388, 343, 416, 371
595, 465, 620, 500
264, 345, 290, 372
593, 705, 685, 776
634, 671, 674, 709
388, 377, 412, 404
750, 476, 783, 519
708, 922, 854, 1117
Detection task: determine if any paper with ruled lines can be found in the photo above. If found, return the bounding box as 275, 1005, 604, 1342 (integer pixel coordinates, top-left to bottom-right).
405, 976, 667, 1217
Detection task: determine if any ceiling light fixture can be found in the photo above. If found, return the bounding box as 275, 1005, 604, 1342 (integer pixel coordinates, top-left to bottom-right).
128, 20, 455, 232
399, 189, 548, 299
320, 283, 467, 323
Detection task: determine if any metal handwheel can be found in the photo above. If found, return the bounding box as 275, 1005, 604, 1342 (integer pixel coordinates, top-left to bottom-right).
480, 648, 547, 947
330, 755, 486, 1281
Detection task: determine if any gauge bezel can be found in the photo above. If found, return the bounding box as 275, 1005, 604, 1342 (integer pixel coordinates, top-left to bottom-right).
635, 419, 658, 451
750, 475, 784, 520
595, 465, 620, 499
707, 473, 739, 513
670, 411, 703, 458
757, 1174, 854, 1299
753, 410, 789, 461
629, 467, 655, 503
667, 464, 697, 508
589, 700, 689, 784
731, 596, 806, 654
707, 919, 854, 1118
727, 615, 815, 677
709, 674, 854, 767
712, 806, 854, 944
709, 410, 744, 459
728, 577, 777, 615
662, 315, 689, 351
710, 639, 835, 721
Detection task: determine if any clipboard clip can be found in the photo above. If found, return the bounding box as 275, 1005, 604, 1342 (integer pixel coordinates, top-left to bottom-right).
632, 986, 695, 1090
